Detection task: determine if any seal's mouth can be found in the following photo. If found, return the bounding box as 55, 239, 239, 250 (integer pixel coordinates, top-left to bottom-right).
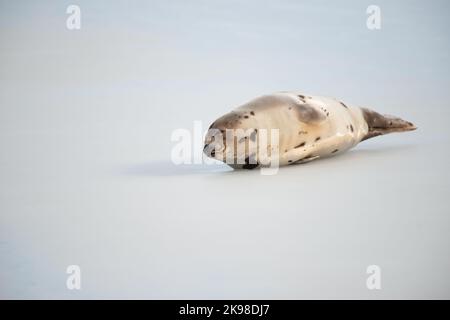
203, 138, 247, 165
203, 142, 259, 169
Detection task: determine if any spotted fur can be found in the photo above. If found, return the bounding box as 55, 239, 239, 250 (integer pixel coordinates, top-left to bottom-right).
204, 92, 416, 168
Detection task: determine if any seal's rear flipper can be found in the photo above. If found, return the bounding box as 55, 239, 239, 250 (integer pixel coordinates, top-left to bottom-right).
361, 108, 417, 141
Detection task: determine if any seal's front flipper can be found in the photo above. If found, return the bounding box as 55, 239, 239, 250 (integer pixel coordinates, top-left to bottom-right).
361, 108, 417, 141
292, 100, 327, 125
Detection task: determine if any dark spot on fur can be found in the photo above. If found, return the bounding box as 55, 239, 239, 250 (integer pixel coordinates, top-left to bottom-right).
250, 111, 255, 116
243, 156, 258, 170
332, 149, 338, 153
298, 95, 305, 99
243, 163, 258, 170
293, 155, 315, 164
315, 137, 321, 142
298, 130, 308, 135
295, 142, 306, 148
244, 115, 249, 119
340, 102, 348, 108
349, 124, 354, 132
288, 160, 293, 163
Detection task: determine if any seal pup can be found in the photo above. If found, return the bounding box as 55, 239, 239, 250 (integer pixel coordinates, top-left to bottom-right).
203, 92, 416, 169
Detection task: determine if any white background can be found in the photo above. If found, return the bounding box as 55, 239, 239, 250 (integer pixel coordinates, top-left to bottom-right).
0, 0, 449, 298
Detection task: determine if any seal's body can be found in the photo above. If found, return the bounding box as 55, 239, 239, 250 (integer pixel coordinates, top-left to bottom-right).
204, 92, 416, 169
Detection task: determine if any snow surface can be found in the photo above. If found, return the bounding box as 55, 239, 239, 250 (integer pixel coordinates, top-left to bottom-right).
1, 0, 449, 298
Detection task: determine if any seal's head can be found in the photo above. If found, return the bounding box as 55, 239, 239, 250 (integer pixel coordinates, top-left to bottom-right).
203, 93, 310, 169
203, 110, 260, 169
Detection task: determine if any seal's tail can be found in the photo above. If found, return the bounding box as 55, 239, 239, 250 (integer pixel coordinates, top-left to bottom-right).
361, 107, 417, 141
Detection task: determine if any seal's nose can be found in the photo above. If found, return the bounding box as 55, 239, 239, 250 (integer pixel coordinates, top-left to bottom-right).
203, 143, 215, 157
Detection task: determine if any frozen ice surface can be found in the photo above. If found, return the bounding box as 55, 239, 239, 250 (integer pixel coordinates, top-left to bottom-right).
0, 0, 449, 298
